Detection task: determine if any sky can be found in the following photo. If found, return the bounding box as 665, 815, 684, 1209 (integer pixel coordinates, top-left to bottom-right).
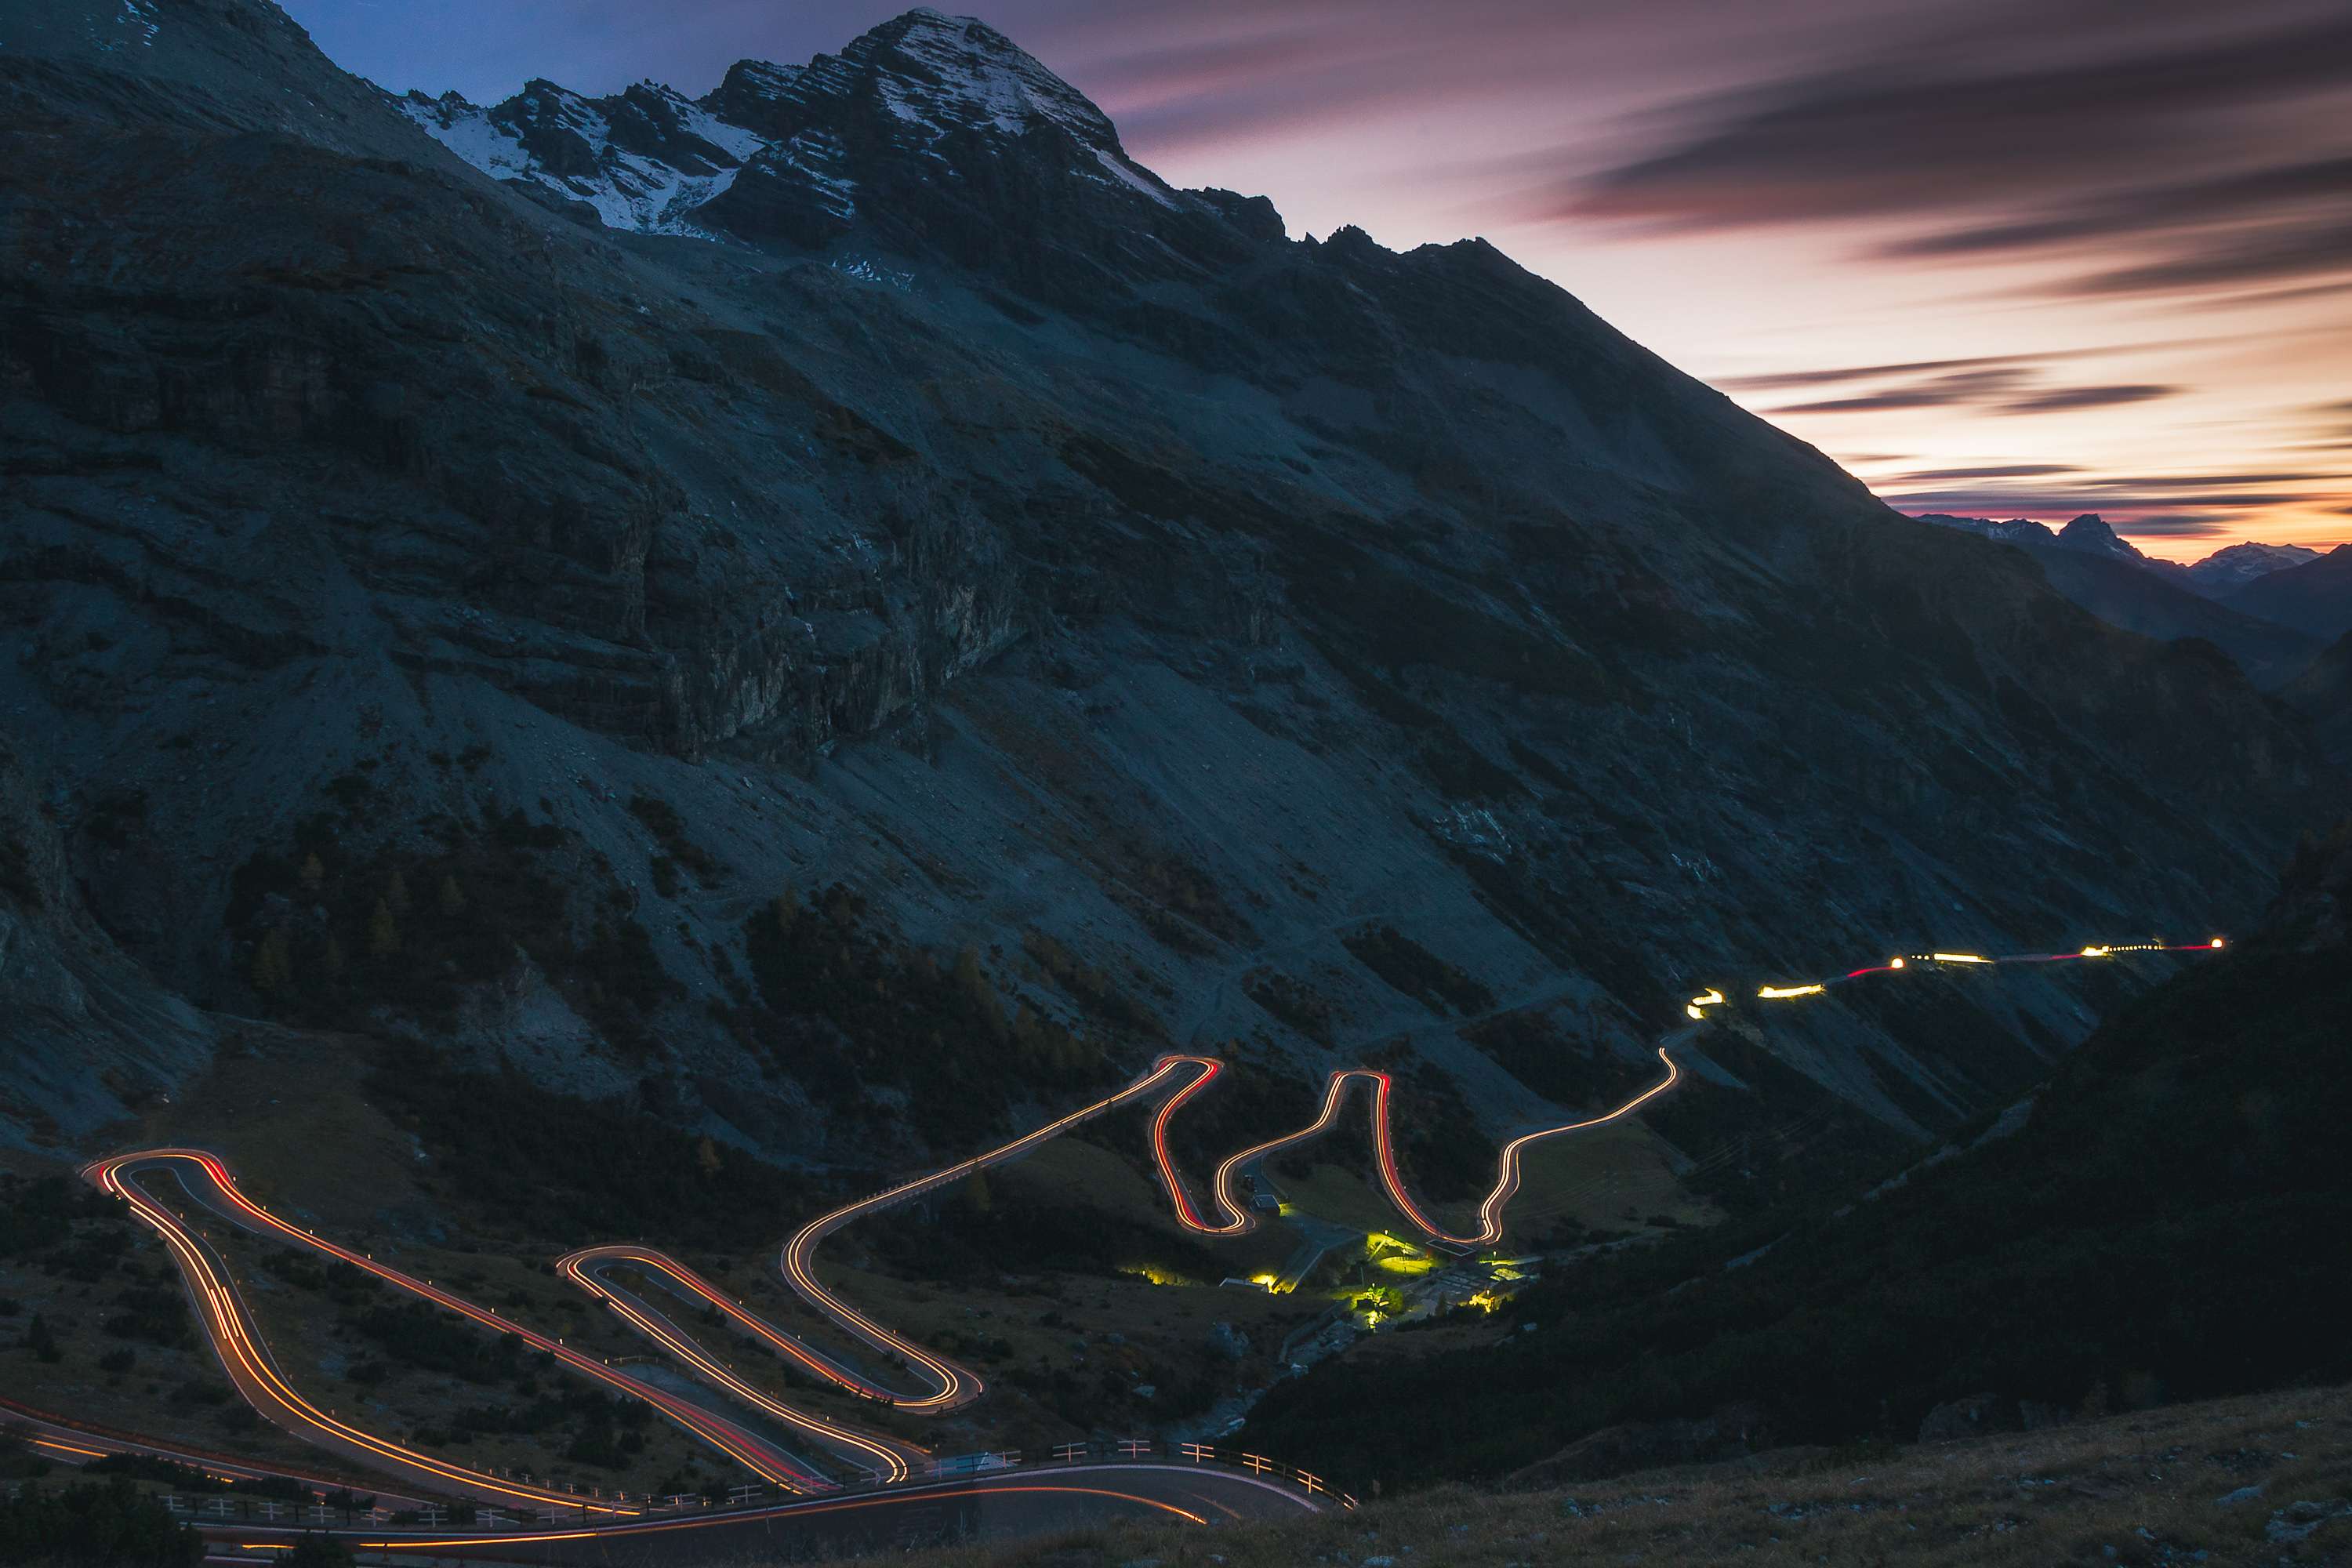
285, 0, 2352, 561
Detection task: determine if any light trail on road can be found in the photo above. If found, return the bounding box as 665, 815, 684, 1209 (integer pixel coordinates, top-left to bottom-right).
1149, 933, 2223, 1253
85, 1151, 826, 1505
776, 1055, 1210, 1410
556, 1247, 924, 1482
74, 927, 2224, 1540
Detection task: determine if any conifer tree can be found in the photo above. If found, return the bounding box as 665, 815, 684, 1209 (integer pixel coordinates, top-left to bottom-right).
252, 929, 294, 995
367, 898, 401, 957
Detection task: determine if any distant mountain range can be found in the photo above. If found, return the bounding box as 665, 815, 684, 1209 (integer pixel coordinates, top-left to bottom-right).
1913, 513, 2346, 690
1914, 512, 2318, 594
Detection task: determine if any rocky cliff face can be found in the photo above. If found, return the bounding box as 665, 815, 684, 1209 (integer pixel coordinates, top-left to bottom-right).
0, 736, 216, 1144
0, 0, 2341, 1162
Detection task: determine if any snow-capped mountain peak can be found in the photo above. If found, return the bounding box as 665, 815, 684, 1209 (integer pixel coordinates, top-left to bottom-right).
2054, 513, 2147, 565
2186, 539, 2323, 592
395, 8, 1185, 245
840, 8, 1123, 149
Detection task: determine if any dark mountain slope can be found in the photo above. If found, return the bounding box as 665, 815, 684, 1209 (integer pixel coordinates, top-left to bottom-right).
2020, 546, 2321, 690
2281, 630, 2352, 767
1912, 514, 2320, 688
2227, 543, 2352, 641
0, 1, 2339, 1160
1244, 826, 2352, 1490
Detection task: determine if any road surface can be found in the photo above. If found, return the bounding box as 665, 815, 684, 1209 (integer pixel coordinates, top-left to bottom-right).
193, 1461, 1319, 1563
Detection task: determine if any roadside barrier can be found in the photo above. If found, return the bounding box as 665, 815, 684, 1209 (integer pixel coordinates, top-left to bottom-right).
140, 1437, 1354, 1537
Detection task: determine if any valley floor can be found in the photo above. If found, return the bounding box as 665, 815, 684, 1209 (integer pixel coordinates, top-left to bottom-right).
844, 1380, 2352, 1568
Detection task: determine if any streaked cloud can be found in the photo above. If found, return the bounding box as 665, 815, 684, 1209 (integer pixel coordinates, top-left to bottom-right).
1997, 385, 2178, 415
281, 0, 2352, 559
1892, 465, 2082, 483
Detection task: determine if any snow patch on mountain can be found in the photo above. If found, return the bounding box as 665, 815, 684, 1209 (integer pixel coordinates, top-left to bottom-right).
398, 85, 775, 238
116, 0, 158, 48
2187, 540, 2322, 592
1091, 147, 1177, 209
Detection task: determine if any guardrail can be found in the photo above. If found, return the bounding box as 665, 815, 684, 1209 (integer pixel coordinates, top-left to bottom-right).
146, 1437, 1355, 1534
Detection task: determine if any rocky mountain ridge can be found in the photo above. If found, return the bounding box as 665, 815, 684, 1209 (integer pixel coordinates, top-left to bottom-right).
1913, 513, 2318, 597
2189, 539, 2323, 593
1, 0, 2340, 1174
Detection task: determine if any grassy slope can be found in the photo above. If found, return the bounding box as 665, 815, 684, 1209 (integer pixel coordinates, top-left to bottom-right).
845, 1379, 2352, 1568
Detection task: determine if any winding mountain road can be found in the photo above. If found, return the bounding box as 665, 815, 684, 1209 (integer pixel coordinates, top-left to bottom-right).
69, 933, 2222, 1557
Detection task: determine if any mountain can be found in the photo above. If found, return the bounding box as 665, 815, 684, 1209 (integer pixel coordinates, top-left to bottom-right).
1244, 822, 2352, 1490
2053, 512, 2159, 568
0, 1, 2339, 1167
2281, 630, 2352, 767
2186, 539, 2321, 593
1915, 511, 2172, 570
2224, 543, 2352, 641
1912, 514, 2059, 548
1911, 515, 2321, 688
2013, 549, 2323, 691
393, 10, 1181, 246
1918, 514, 2322, 600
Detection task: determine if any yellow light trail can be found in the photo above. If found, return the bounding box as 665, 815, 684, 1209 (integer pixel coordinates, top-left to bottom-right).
557, 1250, 918, 1482
1756, 983, 1825, 1000
227, 1483, 1210, 1554
85, 1152, 815, 1503
31, 1438, 108, 1460
779, 1057, 1207, 1410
